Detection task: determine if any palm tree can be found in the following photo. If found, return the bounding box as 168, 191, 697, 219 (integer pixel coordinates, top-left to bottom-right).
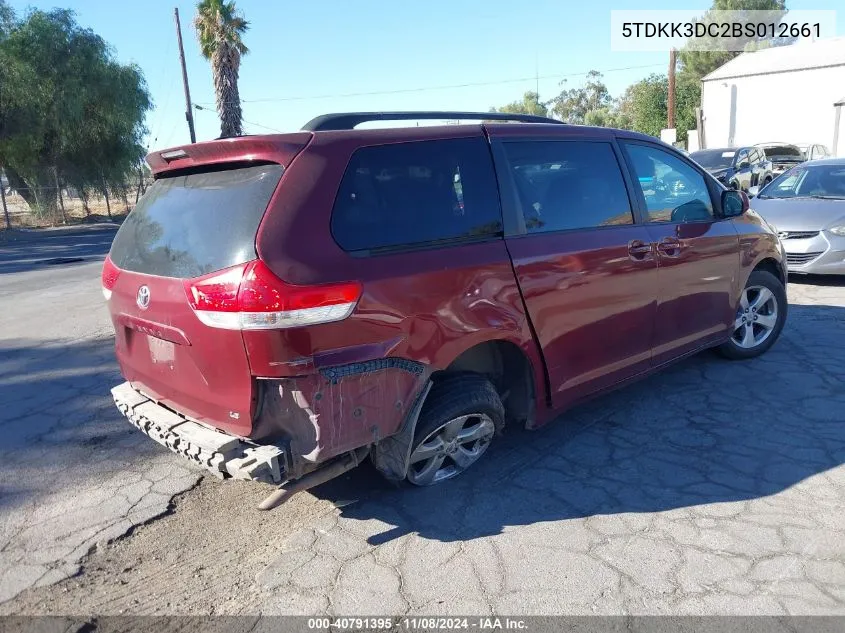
193, 0, 248, 138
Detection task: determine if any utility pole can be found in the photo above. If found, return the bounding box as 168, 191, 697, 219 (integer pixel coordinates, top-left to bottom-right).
667, 48, 677, 130
0, 169, 10, 230
174, 8, 197, 144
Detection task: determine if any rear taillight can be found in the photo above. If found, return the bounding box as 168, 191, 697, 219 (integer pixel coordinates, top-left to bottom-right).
102, 256, 120, 300
183, 260, 362, 330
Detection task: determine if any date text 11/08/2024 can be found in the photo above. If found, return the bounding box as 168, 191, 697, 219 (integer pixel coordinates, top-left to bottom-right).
307, 617, 528, 630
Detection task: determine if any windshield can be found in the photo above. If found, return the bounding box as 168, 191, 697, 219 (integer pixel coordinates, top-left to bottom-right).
690, 149, 735, 170
757, 164, 845, 200
760, 145, 803, 161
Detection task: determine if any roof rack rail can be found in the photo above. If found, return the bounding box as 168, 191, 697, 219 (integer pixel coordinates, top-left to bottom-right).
301, 111, 563, 132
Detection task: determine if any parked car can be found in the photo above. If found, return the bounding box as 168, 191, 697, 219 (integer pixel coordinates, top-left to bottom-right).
104, 111, 788, 507
755, 142, 805, 177
689, 146, 773, 191
751, 157, 845, 274
797, 144, 832, 161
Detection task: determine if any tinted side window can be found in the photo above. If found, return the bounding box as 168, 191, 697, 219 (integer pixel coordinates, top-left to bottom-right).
501, 141, 633, 233
331, 137, 502, 252
625, 144, 714, 224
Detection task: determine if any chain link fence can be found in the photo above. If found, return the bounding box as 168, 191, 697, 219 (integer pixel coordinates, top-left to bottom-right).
1, 169, 153, 229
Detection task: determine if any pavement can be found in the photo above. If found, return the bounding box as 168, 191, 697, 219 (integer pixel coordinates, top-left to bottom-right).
0, 225, 201, 604
0, 225, 843, 615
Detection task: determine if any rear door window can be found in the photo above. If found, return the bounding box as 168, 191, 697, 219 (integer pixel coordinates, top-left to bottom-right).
500, 141, 634, 233
109, 164, 283, 278
331, 137, 502, 252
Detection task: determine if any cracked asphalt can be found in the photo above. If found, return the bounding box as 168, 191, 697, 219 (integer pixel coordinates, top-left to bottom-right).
1, 226, 843, 616
0, 226, 201, 604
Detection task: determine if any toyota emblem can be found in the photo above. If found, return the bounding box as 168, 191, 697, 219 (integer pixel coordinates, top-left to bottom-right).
136, 285, 150, 309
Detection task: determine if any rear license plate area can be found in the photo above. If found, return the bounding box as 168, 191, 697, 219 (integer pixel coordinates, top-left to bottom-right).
147, 335, 176, 365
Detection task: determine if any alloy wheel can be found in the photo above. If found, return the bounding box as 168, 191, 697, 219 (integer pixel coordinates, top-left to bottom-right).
732, 285, 779, 349
407, 413, 495, 486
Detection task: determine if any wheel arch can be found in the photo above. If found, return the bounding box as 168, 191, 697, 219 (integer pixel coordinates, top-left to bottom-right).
752, 256, 786, 286
433, 339, 541, 430
371, 337, 546, 482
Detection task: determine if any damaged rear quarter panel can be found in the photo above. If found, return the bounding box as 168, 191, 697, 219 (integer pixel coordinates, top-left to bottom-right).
253, 359, 431, 468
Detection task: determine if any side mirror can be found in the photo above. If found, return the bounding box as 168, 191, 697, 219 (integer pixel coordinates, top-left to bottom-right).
722, 189, 749, 217
737, 160, 750, 169
747, 186, 760, 199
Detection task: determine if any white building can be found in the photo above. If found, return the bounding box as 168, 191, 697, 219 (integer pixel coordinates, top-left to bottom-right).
700, 37, 845, 155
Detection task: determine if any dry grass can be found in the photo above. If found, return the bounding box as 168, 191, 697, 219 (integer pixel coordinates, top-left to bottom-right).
1, 187, 141, 228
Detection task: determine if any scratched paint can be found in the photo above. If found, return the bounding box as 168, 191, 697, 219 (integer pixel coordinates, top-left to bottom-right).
254, 360, 429, 472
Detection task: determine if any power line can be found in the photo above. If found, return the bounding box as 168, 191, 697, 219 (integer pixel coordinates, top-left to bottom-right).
193, 63, 665, 107
241, 118, 284, 134
193, 104, 284, 134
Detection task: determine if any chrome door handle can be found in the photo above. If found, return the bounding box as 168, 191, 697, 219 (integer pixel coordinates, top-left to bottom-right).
657, 237, 683, 257
628, 240, 653, 261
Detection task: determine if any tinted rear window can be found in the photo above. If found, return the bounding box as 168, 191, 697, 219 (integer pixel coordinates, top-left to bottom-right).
761, 145, 803, 159
331, 137, 502, 252
109, 164, 283, 278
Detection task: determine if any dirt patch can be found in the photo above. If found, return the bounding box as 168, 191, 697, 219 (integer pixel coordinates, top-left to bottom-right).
0, 474, 357, 615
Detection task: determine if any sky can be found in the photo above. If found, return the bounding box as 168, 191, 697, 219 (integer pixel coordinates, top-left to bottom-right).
7, 0, 845, 150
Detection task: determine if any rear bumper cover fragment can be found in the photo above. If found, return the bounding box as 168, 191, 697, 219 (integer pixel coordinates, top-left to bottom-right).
111, 382, 286, 484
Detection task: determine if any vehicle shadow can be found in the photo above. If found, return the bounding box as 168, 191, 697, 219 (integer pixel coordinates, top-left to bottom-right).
0, 225, 117, 275
788, 273, 845, 287
312, 303, 845, 544
0, 336, 159, 513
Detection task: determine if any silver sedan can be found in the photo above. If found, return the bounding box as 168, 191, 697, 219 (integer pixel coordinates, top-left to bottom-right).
750, 158, 845, 275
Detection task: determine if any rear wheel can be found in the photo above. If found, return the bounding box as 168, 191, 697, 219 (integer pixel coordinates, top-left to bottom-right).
406, 374, 504, 486
718, 270, 787, 360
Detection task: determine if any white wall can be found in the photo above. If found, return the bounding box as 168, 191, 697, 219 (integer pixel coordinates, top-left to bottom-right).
835, 105, 845, 156
701, 65, 845, 154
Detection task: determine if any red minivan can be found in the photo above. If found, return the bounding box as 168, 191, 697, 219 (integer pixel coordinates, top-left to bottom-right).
105, 112, 787, 507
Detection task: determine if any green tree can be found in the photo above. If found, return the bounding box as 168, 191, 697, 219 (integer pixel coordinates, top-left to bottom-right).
0, 8, 151, 218
616, 73, 699, 143
0, 0, 13, 33
583, 104, 633, 130
194, 0, 249, 138
548, 71, 612, 124
492, 91, 549, 117
678, 0, 788, 83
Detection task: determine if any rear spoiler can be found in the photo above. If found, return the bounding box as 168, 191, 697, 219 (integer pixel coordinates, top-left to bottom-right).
145, 133, 312, 176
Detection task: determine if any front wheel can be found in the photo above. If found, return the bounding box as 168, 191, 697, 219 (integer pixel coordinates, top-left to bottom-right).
717, 270, 787, 360
406, 374, 504, 486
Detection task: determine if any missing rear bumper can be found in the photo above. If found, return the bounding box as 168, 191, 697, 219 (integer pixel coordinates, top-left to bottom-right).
111, 382, 287, 484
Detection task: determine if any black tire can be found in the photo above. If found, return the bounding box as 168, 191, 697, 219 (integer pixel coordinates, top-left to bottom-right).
405, 374, 504, 486
717, 270, 787, 360
764, 176, 773, 185
729, 181, 739, 190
